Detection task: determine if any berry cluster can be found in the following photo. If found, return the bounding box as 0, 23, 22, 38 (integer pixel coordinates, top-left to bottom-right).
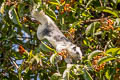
101, 19, 114, 31
58, 49, 68, 59
92, 53, 106, 71
64, 27, 76, 39
56, 4, 71, 14
18, 45, 26, 55
46, 0, 76, 14
56, 0, 76, 14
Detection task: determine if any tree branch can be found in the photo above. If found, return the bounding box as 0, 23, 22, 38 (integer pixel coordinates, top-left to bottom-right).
83, 17, 108, 23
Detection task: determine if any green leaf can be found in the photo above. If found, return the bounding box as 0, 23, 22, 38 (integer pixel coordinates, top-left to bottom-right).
0, 2, 5, 14
83, 69, 93, 80
49, 2, 59, 5
55, 0, 60, 5
118, 0, 120, 3
63, 64, 75, 80
105, 70, 111, 80
83, 40, 88, 45
29, 50, 34, 58
50, 54, 57, 64
18, 3, 25, 17
103, 9, 118, 17
8, 6, 22, 27
50, 73, 62, 80
40, 43, 51, 52
34, 53, 42, 64
40, 41, 56, 53
63, 69, 70, 80
79, 0, 83, 4
86, 0, 93, 8
106, 48, 120, 56
114, 18, 120, 26
70, 21, 82, 28
96, 7, 118, 17
45, 8, 56, 21
34, 0, 41, 3
98, 56, 116, 65
94, 31, 102, 36
88, 50, 103, 60
86, 23, 93, 36
85, 22, 100, 37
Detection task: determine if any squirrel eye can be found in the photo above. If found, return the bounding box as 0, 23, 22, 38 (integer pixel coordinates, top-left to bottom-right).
72, 46, 76, 51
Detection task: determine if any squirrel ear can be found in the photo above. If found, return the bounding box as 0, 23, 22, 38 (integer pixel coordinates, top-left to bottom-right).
40, 10, 45, 15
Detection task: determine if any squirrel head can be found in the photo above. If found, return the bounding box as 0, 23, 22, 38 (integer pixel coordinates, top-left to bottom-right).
31, 5, 48, 24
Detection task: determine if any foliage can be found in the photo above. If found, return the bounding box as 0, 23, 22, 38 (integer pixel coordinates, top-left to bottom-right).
1, 0, 120, 80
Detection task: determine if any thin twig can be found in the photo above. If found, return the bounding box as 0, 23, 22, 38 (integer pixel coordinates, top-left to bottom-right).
99, 0, 104, 17
56, 63, 60, 73
61, 30, 74, 42
16, 37, 33, 39
73, 34, 81, 44
99, 0, 103, 6
9, 58, 24, 80
104, 40, 111, 52
9, 57, 19, 70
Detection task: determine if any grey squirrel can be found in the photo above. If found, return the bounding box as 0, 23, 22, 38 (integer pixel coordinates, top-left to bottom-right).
31, 5, 82, 63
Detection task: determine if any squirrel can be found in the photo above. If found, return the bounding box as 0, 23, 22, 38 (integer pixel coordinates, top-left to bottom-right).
31, 5, 82, 63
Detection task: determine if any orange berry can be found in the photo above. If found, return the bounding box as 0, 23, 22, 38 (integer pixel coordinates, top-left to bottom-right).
92, 60, 97, 65
69, 28, 76, 33
94, 60, 98, 64
64, 4, 71, 12
65, 4, 70, 7
60, 0, 64, 3
116, 68, 120, 72
23, 17, 28, 22
64, 7, 67, 11
60, 10, 64, 14
107, 19, 114, 25
63, 55, 66, 59
109, 25, 114, 30
58, 52, 62, 55
109, 25, 112, 28
104, 26, 110, 30
64, 33, 69, 37
93, 56, 97, 60
111, 27, 114, 30
46, 0, 50, 3
67, 8, 71, 12
101, 27, 104, 29
56, 5, 60, 10
96, 67, 100, 71
97, 56, 101, 59
104, 27, 107, 30
71, 0, 75, 3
